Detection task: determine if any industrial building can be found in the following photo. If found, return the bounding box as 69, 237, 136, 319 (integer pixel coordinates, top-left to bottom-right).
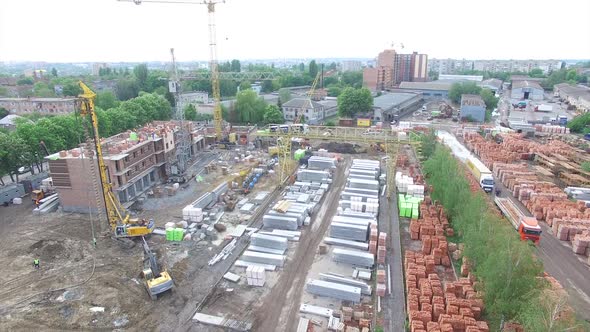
438, 74, 483, 82
460, 94, 486, 122
510, 80, 544, 100
480, 78, 503, 93
46, 121, 208, 213
281, 98, 325, 124
398, 81, 453, 98
372, 92, 422, 122
363, 49, 428, 90
179, 91, 209, 106
0, 97, 77, 115
554, 83, 590, 113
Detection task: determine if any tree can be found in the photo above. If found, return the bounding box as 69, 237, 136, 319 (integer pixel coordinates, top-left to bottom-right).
51, 67, 58, 77
448, 82, 482, 104
327, 62, 337, 70
279, 88, 292, 103
184, 104, 197, 121
33, 82, 55, 97
62, 83, 82, 97
299, 62, 305, 72
219, 79, 237, 97
327, 85, 343, 97
0, 107, 8, 118
566, 69, 578, 82
115, 78, 140, 101
0, 86, 8, 97
261, 80, 274, 93
567, 113, 590, 133
235, 89, 266, 123
262, 104, 284, 124
309, 60, 318, 78
17, 77, 34, 85
239, 81, 252, 91
133, 64, 149, 91
337, 87, 373, 117
96, 91, 120, 110
0, 132, 31, 183
230, 59, 241, 72
341, 71, 363, 88
325, 120, 336, 126
479, 88, 498, 110
428, 71, 439, 81
529, 68, 545, 78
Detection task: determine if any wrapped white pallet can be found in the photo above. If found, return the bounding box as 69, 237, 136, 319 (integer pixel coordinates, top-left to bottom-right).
242, 250, 285, 267
306, 279, 361, 302
251, 233, 289, 250
330, 222, 368, 242
332, 248, 374, 268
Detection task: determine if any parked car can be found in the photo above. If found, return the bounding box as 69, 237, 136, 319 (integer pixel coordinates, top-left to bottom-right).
18, 166, 30, 174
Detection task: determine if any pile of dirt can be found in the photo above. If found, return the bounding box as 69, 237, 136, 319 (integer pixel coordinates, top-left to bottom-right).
28, 239, 86, 262
316, 142, 366, 154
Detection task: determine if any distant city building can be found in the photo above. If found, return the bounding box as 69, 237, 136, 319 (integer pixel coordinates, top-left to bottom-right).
0, 114, 30, 131
281, 98, 325, 124
341, 60, 362, 72
0, 97, 77, 115
429, 58, 563, 75
179, 91, 209, 107
363, 49, 428, 90
92, 63, 109, 76
480, 78, 503, 92
23, 69, 46, 78
511, 81, 544, 100
398, 81, 453, 98
460, 94, 486, 122
439, 74, 483, 82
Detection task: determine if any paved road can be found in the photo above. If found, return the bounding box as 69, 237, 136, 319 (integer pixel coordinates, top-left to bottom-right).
497, 184, 590, 320
379, 176, 406, 332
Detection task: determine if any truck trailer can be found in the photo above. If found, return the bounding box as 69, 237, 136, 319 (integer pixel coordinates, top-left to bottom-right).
494, 197, 541, 244
465, 156, 494, 192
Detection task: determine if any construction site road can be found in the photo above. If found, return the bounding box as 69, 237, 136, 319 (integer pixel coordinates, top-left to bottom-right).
253, 157, 351, 332
496, 179, 590, 321
379, 168, 406, 331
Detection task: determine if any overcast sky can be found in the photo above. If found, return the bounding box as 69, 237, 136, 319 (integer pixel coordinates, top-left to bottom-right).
1, 0, 589, 62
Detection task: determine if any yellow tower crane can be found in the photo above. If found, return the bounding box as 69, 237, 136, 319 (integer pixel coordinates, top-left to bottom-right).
119, 0, 225, 140
276, 73, 321, 186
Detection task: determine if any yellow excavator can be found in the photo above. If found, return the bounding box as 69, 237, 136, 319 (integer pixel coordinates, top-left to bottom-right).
78, 82, 173, 299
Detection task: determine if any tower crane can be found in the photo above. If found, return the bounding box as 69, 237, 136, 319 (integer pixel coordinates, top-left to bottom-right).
119, 0, 225, 140
276, 72, 321, 186
168, 48, 190, 183
78, 82, 155, 238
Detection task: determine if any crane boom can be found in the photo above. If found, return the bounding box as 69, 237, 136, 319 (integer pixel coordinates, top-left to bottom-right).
78, 82, 154, 237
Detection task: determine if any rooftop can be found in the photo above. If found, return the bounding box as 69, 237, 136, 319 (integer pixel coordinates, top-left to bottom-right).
481, 78, 502, 89
512, 80, 543, 90
0, 97, 77, 102
399, 81, 453, 91
282, 97, 323, 109
461, 94, 486, 107
439, 74, 483, 82
318, 99, 337, 109
555, 83, 590, 98
0, 114, 29, 126
373, 92, 419, 110
511, 75, 544, 82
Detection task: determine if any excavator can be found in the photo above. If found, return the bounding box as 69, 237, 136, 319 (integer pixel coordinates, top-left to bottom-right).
78, 82, 174, 299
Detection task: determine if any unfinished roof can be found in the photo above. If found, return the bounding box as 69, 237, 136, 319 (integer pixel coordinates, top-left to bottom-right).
282, 98, 323, 109
398, 81, 453, 91
512, 80, 543, 90
461, 94, 485, 107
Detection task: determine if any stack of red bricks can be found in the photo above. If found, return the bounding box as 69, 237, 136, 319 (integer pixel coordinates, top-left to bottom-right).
572, 231, 590, 255
339, 304, 373, 332
369, 226, 378, 255
377, 232, 387, 264
405, 251, 489, 332
377, 268, 387, 297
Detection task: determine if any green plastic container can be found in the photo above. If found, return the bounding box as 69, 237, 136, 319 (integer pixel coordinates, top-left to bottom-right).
174, 228, 185, 241
405, 203, 413, 218
412, 208, 419, 219
166, 228, 174, 241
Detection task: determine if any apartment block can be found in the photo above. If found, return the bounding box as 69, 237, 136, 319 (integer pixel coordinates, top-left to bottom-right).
363, 49, 428, 90
46, 121, 208, 213
0, 97, 77, 115
341, 60, 362, 72
429, 58, 563, 75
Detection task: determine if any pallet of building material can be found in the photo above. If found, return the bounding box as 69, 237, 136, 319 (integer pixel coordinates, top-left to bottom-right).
330, 222, 368, 242
262, 215, 299, 231
241, 251, 285, 267
339, 209, 377, 220
259, 231, 299, 241
248, 245, 286, 255
306, 279, 362, 303
297, 169, 331, 182
234, 260, 276, 271
267, 210, 305, 224
348, 178, 379, 191
341, 191, 379, 202
296, 318, 310, 332
343, 187, 379, 196
319, 273, 372, 295
332, 215, 373, 227
251, 233, 289, 250
339, 200, 379, 214
324, 237, 369, 251
223, 272, 241, 283
273, 200, 292, 213
299, 303, 334, 318
307, 156, 337, 170
332, 248, 374, 268
246, 265, 266, 286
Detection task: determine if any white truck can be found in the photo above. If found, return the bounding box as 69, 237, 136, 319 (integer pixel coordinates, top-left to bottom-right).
465, 155, 494, 192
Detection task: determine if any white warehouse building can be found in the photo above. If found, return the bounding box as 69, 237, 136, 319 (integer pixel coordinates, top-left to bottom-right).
510, 80, 544, 101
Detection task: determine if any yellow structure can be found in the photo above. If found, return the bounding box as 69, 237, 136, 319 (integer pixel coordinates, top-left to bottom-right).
357, 118, 371, 127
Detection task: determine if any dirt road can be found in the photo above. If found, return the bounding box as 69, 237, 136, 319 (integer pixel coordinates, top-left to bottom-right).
252, 157, 351, 332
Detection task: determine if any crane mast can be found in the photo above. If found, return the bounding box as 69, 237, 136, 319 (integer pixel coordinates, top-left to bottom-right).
169, 48, 190, 179
206, 0, 224, 140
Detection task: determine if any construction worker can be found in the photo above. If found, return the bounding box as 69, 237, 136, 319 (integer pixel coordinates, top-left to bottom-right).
33, 258, 40, 269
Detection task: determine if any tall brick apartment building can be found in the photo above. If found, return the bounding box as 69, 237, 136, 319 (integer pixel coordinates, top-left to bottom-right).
363, 49, 428, 91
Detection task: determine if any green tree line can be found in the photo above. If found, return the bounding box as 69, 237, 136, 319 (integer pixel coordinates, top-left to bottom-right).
0, 92, 171, 183
420, 137, 584, 330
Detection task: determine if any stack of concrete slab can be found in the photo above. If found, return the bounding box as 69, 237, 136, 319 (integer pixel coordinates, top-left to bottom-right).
348, 178, 379, 191
332, 248, 374, 267
324, 237, 369, 250
250, 233, 288, 250
241, 250, 285, 267
348, 174, 377, 181
307, 156, 337, 170
239, 203, 256, 214
246, 265, 266, 286
338, 209, 377, 220
262, 214, 299, 230
330, 222, 368, 242
297, 170, 331, 182
341, 191, 378, 202
260, 229, 301, 241
343, 187, 379, 196
319, 273, 372, 295
349, 168, 378, 179
339, 200, 379, 214
332, 215, 374, 227
306, 279, 361, 303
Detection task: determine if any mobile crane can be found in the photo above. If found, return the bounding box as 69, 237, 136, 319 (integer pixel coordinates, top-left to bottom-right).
78, 82, 174, 299
78, 82, 155, 237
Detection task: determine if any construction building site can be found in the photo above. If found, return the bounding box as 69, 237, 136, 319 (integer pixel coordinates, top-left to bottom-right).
2, 1, 590, 332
